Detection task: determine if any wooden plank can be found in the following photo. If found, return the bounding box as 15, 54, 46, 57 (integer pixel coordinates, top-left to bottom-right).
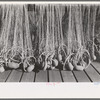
49, 70, 62, 82
73, 71, 91, 82
92, 62, 100, 73
85, 65, 100, 82
21, 71, 35, 82
0, 70, 11, 82
61, 71, 76, 82
6, 69, 22, 82
35, 70, 47, 82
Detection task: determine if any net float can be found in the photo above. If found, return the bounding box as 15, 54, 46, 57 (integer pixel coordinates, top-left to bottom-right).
27, 64, 35, 72
51, 66, 56, 70
7, 59, 20, 69
47, 60, 51, 65
93, 55, 96, 60
75, 65, 84, 71
67, 62, 74, 71
0, 64, 5, 73
44, 61, 48, 70
47, 64, 51, 69
23, 60, 28, 71
52, 59, 58, 67
58, 54, 62, 61
26, 56, 36, 72
6, 50, 22, 69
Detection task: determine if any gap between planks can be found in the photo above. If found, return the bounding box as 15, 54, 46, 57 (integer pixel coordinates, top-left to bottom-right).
85, 63, 100, 82
73, 70, 91, 82
61, 71, 76, 82
1, 62, 100, 82
0, 70, 12, 82
6, 69, 23, 82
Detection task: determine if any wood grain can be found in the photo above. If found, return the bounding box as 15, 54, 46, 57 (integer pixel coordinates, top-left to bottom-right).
0, 70, 11, 82
73, 71, 91, 82
35, 70, 47, 82
85, 65, 100, 82
61, 71, 76, 82
92, 62, 100, 73
21, 71, 35, 82
6, 69, 22, 82
49, 70, 62, 82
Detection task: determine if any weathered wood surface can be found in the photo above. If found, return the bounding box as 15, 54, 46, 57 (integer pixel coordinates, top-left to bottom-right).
49, 70, 62, 82
61, 71, 76, 82
85, 64, 100, 82
92, 62, 100, 74
6, 69, 22, 82
0, 70, 11, 82
0, 61, 100, 82
35, 70, 48, 82
73, 71, 91, 82
21, 71, 35, 82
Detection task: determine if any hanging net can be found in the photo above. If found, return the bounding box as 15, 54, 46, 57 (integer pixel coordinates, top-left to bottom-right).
0, 4, 99, 72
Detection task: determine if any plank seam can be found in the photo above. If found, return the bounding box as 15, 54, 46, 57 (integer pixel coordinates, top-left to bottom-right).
91, 63, 100, 75
5, 70, 12, 82
19, 72, 24, 82
84, 70, 93, 82
59, 70, 64, 82
47, 70, 49, 82
34, 72, 36, 82
72, 71, 78, 82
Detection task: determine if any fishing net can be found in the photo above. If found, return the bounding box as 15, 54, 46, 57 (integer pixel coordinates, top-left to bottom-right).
0, 4, 99, 72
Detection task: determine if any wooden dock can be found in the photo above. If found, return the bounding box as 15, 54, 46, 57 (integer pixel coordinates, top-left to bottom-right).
0, 61, 100, 82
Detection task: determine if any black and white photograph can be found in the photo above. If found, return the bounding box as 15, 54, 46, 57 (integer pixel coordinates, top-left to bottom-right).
0, 2, 100, 83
